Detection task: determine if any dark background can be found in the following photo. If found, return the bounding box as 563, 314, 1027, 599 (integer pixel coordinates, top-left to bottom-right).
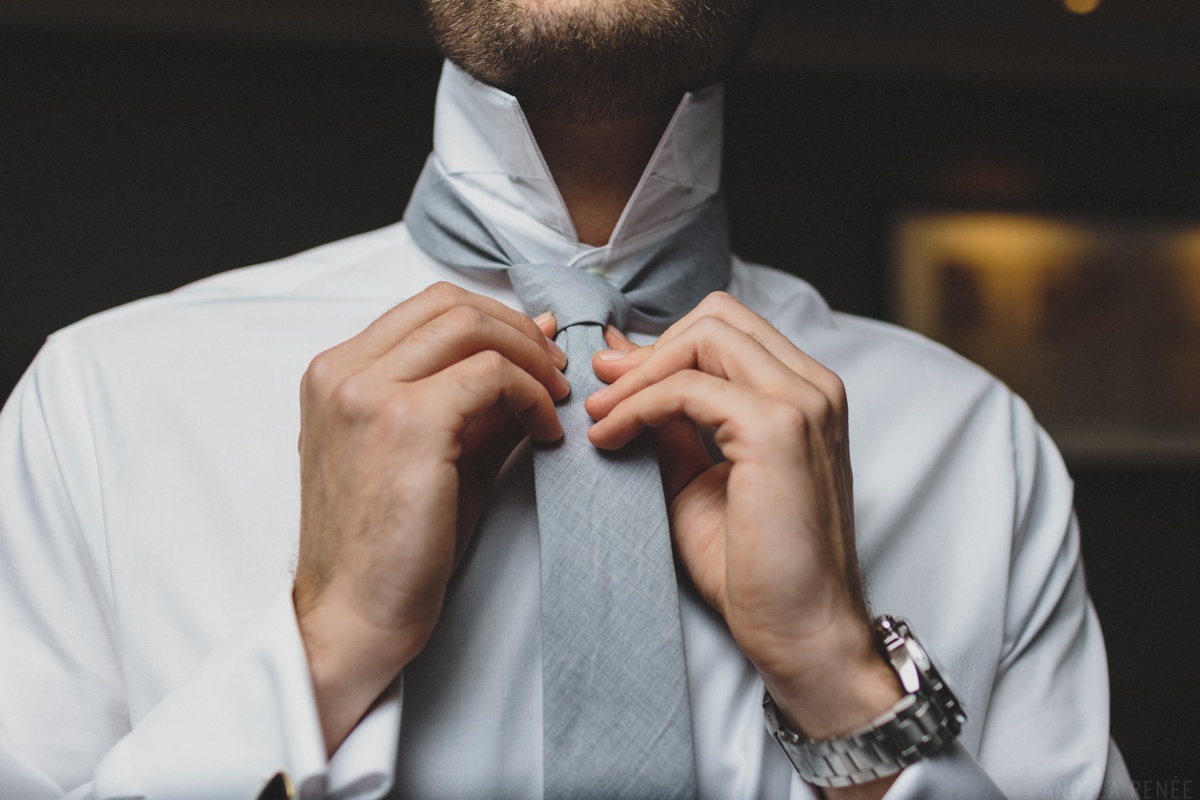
1, 0, 1197, 792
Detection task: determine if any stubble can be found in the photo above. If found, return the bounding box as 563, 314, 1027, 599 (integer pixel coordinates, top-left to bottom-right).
422, 0, 763, 124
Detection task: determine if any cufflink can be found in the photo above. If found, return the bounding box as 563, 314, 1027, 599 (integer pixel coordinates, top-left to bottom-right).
256, 771, 297, 800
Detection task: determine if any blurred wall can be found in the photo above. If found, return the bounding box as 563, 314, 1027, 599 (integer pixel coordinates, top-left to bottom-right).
1, 2, 1197, 791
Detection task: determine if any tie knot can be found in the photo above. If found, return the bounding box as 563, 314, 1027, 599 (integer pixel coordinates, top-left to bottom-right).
404, 157, 732, 336
509, 263, 632, 331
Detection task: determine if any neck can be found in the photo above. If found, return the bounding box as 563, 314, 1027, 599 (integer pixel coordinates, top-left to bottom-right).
528, 109, 676, 247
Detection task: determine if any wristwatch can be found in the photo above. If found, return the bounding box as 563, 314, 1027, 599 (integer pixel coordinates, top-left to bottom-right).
762, 615, 967, 788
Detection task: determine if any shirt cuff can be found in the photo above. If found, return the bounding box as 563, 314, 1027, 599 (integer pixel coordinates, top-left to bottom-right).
327, 676, 401, 800
91, 585, 399, 800
883, 741, 1006, 800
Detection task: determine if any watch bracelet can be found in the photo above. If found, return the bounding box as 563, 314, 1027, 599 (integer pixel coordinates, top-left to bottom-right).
763, 685, 964, 788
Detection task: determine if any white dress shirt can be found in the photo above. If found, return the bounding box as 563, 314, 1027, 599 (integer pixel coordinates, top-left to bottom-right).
0, 61, 1135, 800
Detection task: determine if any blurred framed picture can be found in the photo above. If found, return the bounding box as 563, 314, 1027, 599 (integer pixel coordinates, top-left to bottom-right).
893, 211, 1200, 462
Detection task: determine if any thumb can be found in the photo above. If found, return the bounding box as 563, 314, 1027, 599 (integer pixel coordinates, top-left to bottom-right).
593, 325, 652, 383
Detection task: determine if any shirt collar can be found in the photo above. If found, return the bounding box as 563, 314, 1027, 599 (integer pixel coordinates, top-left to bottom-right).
429, 60, 725, 280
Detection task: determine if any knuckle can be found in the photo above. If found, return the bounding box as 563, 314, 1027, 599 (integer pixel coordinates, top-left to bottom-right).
688, 318, 730, 366
673, 369, 707, 392
692, 314, 727, 336
699, 290, 736, 313
471, 349, 510, 379
303, 349, 340, 395
825, 374, 854, 402
797, 368, 847, 425
769, 401, 811, 440
425, 281, 463, 305
515, 313, 543, 342
823, 372, 849, 410
330, 376, 371, 419
800, 390, 836, 427
442, 304, 489, 337
663, 370, 708, 409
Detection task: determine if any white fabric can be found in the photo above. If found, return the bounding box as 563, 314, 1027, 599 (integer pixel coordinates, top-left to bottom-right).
0, 60, 1132, 800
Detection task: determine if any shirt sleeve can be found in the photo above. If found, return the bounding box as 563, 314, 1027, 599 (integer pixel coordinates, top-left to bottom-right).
882, 394, 1136, 800
89, 588, 402, 800
0, 341, 400, 800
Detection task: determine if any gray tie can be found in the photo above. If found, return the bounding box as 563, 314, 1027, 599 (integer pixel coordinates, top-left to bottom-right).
405, 158, 731, 799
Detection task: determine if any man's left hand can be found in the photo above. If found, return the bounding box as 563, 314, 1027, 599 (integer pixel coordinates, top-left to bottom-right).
584, 292, 904, 795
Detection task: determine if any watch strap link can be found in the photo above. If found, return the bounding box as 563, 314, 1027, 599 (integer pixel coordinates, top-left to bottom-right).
764, 689, 960, 788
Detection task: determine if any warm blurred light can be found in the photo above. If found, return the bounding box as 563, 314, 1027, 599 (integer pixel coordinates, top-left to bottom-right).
1166, 231, 1200, 319
896, 212, 1200, 460
1063, 0, 1101, 14
894, 213, 1091, 342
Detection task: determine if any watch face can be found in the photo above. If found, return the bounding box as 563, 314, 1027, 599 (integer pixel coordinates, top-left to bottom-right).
907, 635, 932, 674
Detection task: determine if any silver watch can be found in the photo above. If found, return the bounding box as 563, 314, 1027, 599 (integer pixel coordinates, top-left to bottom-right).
762, 615, 967, 788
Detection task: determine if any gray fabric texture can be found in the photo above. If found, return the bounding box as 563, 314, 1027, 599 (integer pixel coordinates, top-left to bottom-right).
405, 157, 731, 799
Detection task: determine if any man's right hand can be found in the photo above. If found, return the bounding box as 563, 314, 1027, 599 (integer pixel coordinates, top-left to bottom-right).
291, 282, 567, 753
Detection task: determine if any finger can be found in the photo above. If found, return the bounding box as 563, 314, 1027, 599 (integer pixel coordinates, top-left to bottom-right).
589, 370, 771, 452
593, 325, 652, 382
347, 282, 566, 369
586, 316, 800, 420
602, 325, 637, 351
434, 350, 564, 443
656, 291, 844, 405
654, 418, 712, 503
534, 312, 568, 369
359, 306, 571, 401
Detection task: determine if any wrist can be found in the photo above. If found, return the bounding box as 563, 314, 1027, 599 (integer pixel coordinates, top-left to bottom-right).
295, 588, 428, 754
757, 619, 904, 741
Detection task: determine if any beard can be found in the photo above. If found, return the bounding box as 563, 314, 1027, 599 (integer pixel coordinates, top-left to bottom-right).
422, 0, 763, 124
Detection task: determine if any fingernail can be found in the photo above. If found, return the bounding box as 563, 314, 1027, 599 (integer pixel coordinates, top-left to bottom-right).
534, 311, 555, 328
605, 324, 629, 343
556, 367, 571, 394
589, 385, 609, 401
598, 349, 629, 361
